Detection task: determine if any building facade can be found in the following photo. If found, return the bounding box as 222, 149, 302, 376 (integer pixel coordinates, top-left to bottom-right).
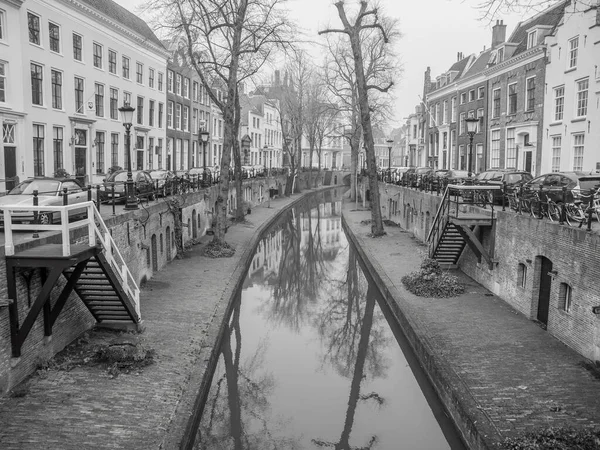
540, 1, 600, 174
1, 0, 169, 187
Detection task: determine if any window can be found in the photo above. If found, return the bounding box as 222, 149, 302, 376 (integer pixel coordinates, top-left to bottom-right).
497, 47, 504, 63
124, 91, 131, 105
111, 133, 119, 168
176, 74, 182, 95
493, 88, 501, 118
74, 76, 84, 113
49, 22, 60, 52
108, 50, 117, 74
460, 92, 467, 104
491, 129, 500, 168
122, 56, 130, 79
53, 127, 63, 172
200, 85, 205, 104
51, 69, 62, 109
551, 136, 561, 172
175, 103, 181, 129
95, 132, 105, 173
93, 43, 103, 69
183, 106, 189, 131
183, 78, 189, 98
30, 62, 43, 106
517, 263, 527, 288
554, 86, 564, 121
137, 96, 144, 125
451, 97, 456, 122
136, 62, 143, 84
95, 83, 104, 117
0, 62, 5, 102
573, 133, 584, 171
459, 112, 465, 134
193, 81, 198, 101
527, 30, 537, 49
568, 36, 578, 69
148, 137, 154, 169
442, 100, 448, 124
28, 12, 40, 45
168, 70, 174, 92
33, 124, 44, 176
575, 78, 589, 117
158, 103, 164, 128
110, 88, 118, 119
469, 90, 475, 102
158, 72, 163, 91
506, 128, 516, 168
149, 100, 155, 127
507, 83, 517, 114
0, 10, 4, 41
525, 77, 535, 111
73, 33, 82, 61
149, 68, 155, 88
559, 283, 572, 312
478, 86, 484, 99
167, 101, 173, 128
477, 108, 484, 133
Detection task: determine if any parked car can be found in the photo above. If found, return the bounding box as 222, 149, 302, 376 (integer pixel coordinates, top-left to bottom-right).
149, 170, 176, 197
392, 167, 410, 183
99, 170, 155, 203
427, 169, 449, 189
413, 167, 434, 187
475, 170, 533, 204
0, 177, 95, 226
521, 171, 597, 203
445, 170, 471, 185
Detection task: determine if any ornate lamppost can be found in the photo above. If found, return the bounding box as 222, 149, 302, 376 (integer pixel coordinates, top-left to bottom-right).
118, 102, 138, 210
465, 116, 479, 183
199, 119, 210, 183
386, 139, 394, 183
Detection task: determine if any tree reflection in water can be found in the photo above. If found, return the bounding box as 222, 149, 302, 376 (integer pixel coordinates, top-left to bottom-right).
196, 295, 301, 450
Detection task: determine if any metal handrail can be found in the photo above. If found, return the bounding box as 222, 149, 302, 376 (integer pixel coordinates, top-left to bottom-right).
426, 185, 450, 243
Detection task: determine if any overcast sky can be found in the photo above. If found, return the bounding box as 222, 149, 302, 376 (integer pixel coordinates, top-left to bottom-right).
115, 0, 533, 130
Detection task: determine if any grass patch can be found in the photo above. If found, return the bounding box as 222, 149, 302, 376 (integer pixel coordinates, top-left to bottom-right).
501, 427, 600, 449
402, 258, 464, 298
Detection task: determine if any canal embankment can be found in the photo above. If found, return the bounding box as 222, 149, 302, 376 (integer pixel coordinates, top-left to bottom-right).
342, 202, 600, 450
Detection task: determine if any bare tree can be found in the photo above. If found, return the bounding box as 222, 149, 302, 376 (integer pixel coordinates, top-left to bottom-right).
145, 0, 294, 245
320, 1, 400, 235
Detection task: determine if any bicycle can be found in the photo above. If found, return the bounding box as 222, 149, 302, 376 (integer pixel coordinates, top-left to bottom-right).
529, 191, 561, 222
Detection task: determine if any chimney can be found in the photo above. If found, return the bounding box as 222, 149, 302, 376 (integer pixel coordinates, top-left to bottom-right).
274, 70, 281, 86
423, 66, 431, 98
492, 19, 506, 49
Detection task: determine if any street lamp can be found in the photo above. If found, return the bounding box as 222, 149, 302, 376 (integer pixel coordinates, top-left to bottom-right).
465, 116, 479, 183
118, 102, 138, 210
263, 145, 269, 176
199, 120, 210, 183
386, 139, 394, 182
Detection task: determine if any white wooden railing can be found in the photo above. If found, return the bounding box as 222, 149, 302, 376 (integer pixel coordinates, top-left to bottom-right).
3, 201, 140, 318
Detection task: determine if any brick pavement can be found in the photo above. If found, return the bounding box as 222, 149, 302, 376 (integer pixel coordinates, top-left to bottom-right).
1, 190, 599, 449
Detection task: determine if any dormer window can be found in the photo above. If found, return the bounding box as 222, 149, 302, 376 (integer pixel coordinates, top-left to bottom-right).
527, 30, 538, 49
497, 47, 504, 63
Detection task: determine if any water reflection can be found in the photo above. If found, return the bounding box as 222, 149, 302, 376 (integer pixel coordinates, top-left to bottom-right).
196, 190, 464, 450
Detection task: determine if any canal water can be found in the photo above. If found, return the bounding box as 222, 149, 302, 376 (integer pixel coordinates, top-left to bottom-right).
195, 190, 466, 450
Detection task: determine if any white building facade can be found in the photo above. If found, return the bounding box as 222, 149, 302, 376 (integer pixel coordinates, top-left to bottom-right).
540, 2, 600, 174
1, 0, 168, 188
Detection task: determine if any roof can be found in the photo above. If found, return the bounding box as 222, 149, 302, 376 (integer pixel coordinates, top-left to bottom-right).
462, 49, 493, 78
78, 0, 164, 49
505, 0, 567, 56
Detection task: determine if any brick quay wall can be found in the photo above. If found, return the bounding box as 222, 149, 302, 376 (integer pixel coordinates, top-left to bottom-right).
0, 171, 332, 393
378, 183, 600, 363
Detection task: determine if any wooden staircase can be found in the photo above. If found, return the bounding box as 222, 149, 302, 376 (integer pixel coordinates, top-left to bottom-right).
431, 222, 467, 266
4, 201, 141, 357
63, 254, 139, 323
427, 185, 499, 269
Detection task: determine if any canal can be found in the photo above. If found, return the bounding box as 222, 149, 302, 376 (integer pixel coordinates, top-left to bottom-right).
195, 190, 466, 450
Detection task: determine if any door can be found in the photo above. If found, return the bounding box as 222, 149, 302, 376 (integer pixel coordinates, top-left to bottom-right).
75, 148, 87, 185
3, 146, 17, 192
537, 257, 553, 326
525, 152, 532, 174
